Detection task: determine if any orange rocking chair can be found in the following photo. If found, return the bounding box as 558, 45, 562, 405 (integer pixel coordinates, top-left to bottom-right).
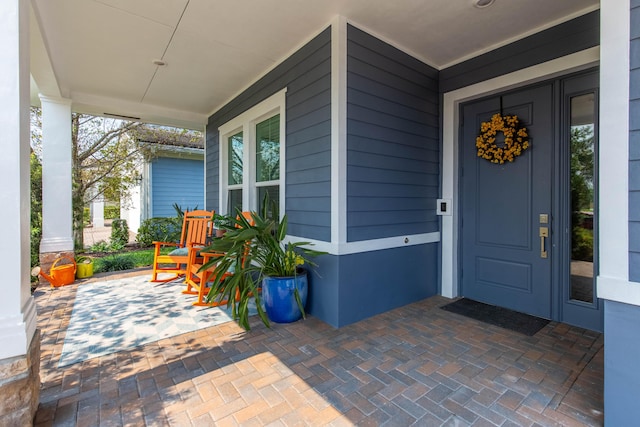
183, 211, 254, 306
150, 209, 215, 282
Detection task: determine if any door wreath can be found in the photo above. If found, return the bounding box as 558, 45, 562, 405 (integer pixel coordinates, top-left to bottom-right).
476, 113, 529, 164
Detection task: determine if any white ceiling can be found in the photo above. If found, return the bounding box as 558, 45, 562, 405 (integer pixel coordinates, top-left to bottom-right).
30, 0, 599, 130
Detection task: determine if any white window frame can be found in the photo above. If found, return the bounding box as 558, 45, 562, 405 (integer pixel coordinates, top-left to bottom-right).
219, 88, 286, 217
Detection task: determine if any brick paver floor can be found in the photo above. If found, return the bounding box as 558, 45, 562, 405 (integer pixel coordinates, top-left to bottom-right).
34, 271, 603, 426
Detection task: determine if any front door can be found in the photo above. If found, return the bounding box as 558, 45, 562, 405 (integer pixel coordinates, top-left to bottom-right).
460, 83, 554, 319
460, 70, 603, 331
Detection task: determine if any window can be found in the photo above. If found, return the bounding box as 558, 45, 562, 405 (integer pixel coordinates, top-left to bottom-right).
219, 89, 286, 217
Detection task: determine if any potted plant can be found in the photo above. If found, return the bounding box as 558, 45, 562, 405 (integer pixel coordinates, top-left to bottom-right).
75, 255, 94, 279
213, 213, 234, 237
202, 200, 325, 330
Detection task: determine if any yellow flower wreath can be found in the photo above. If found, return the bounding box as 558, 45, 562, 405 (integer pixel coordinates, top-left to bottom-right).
476, 113, 530, 164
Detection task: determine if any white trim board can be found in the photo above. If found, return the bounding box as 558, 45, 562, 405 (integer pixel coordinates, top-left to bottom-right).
441, 47, 600, 299
218, 88, 287, 216
331, 16, 348, 247
288, 232, 440, 256
597, 276, 640, 307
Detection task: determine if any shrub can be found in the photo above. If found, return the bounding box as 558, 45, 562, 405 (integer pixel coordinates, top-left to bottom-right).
90, 240, 111, 252
111, 219, 129, 246
104, 205, 120, 220
136, 217, 182, 246
97, 255, 135, 272
83, 207, 90, 226
572, 227, 593, 262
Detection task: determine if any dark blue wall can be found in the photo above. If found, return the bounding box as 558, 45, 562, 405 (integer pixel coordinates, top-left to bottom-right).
604, 300, 640, 425
439, 11, 600, 93
151, 156, 204, 217
206, 28, 332, 241
346, 25, 440, 242
630, 1, 640, 282
308, 244, 438, 327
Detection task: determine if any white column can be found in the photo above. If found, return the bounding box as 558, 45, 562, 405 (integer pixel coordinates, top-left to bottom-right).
122, 183, 141, 233
0, 0, 37, 359
596, 0, 639, 304
39, 95, 74, 252
92, 195, 105, 228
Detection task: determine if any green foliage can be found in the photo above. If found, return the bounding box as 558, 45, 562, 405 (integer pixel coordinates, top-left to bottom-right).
213, 213, 234, 230
136, 217, 182, 246
83, 207, 90, 226
30, 152, 42, 268
110, 219, 129, 246
172, 203, 198, 220
90, 240, 111, 252
572, 226, 593, 262
203, 196, 326, 330
92, 247, 170, 273
570, 125, 595, 213
104, 206, 120, 220
96, 255, 135, 272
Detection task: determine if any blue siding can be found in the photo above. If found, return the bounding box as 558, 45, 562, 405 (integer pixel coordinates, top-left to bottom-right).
207, 28, 332, 241
151, 157, 204, 217
346, 25, 440, 242
604, 300, 640, 425
308, 244, 438, 327
631, 2, 640, 282
439, 11, 600, 93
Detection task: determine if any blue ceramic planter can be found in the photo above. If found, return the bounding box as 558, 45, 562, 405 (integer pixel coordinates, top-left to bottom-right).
262, 272, 308, 323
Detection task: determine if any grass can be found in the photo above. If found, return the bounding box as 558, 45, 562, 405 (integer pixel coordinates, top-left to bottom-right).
93, 247, 172, 273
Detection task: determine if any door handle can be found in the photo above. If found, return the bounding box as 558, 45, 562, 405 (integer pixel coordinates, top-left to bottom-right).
539, 227, 549, 258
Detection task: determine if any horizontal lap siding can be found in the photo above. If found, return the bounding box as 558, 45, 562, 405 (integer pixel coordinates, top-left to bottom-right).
440, 11, 600, 93
206, 28, 331, 241
346, 25, 439, 242
630, 3, 640, 282
205, 126, 219, 213
151, 157, 204, 217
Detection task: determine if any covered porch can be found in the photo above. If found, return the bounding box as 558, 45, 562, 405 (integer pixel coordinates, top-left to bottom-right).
34, 271, 603, 426
2, 0, 637, 425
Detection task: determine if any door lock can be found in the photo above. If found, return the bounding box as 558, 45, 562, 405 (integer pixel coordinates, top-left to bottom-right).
539, 227, 549, 258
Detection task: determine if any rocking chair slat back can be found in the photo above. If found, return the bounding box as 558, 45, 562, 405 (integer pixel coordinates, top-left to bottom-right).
150, 209, 215, 282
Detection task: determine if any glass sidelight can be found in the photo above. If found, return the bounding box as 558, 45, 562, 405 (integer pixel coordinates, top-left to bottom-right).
569, 93, 596, 303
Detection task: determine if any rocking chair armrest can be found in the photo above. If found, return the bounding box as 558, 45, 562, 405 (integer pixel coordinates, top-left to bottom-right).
152, 241, 181, 248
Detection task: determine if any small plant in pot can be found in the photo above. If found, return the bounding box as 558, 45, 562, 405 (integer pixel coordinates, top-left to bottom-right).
213, 213, 234, 237
202, 200, 325, 330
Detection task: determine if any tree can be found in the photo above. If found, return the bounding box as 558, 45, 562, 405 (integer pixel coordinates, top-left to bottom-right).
70, 114, 143, 248
31, 108, 203, 249
30, 150, 42, 267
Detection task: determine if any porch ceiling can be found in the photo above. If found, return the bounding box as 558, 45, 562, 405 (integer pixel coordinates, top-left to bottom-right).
30, 0, 598, 130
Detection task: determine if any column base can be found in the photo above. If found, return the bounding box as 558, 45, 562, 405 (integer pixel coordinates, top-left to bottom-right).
0, 329, 40, 426
38, 251, 76, 287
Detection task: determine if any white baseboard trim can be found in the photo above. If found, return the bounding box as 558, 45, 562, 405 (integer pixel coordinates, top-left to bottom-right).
597, 276, 640, 307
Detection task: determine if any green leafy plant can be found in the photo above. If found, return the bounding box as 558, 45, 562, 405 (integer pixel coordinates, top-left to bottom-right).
111, 219, 129, 246
213, 213, 234, 230
203, 198, 325, 330
90, 240, 111, 252
572, 226, 593, 262
136, 217, 182, 246
172, 203, 198, 220
104, 205, 120, 220
97, 254, 135, 272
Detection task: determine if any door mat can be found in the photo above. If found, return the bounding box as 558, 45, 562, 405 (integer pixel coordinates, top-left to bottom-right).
441, 298, 550, 336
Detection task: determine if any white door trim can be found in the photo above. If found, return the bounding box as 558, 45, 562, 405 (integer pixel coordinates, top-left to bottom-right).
441, 47, 600, 298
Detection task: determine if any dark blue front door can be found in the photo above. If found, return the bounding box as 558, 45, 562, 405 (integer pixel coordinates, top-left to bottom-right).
461, 84, 554, 319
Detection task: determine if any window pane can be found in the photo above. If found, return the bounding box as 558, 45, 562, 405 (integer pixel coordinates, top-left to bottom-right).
258, 186, 279, 218
228, 189, 243, 215
256, 115, 280, 182
228, 132, 243, 185
569, 93, 595, 303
